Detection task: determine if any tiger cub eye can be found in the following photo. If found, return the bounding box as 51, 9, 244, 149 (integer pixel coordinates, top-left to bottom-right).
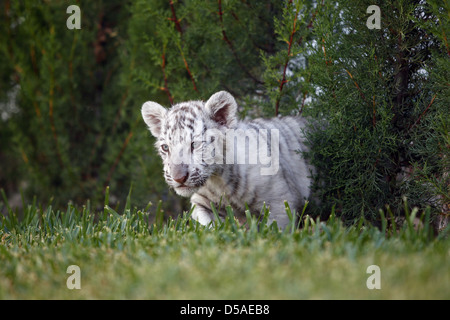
161, 144, 169, 152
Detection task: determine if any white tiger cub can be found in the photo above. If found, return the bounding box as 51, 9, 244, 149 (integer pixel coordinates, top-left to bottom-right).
141, 91, 313, 229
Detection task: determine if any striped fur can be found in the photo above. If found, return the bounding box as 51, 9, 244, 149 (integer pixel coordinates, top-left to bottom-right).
141, 91, 313, 228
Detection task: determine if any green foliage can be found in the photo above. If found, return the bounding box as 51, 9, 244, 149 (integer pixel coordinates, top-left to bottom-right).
302, 0, 449, 222
261, 0, 316, 116
0, 0, 140, 208
126, 0, 282, 104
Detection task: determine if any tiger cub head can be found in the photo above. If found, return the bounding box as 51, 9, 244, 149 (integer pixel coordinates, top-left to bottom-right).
141, 91, 237, 197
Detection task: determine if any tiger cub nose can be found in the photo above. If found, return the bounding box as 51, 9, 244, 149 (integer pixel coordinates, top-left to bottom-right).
172, 164, 189, 184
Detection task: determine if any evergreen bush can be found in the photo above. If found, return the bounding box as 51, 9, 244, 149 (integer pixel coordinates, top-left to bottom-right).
302, 0, 449, 223
0, 1, 137, 208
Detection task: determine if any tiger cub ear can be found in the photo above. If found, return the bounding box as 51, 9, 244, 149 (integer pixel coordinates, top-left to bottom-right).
141, 101, 168, 138
204, 91, 238, 128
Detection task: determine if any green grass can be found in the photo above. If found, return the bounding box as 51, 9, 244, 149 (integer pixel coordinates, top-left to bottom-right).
1, 188, 449, 299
